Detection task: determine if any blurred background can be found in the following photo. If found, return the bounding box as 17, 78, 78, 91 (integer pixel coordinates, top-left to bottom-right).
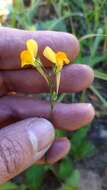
0, 0, 107, 189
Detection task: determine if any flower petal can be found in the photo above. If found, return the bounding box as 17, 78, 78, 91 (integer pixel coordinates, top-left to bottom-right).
43, 46, 56, 64
64, 57, 70, 64
20, 50, 35, 67
55, 51, 70, 71
26, 39, 38, 58
56, 52, 70, 64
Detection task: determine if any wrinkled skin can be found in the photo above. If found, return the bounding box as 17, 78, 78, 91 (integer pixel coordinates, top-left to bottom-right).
0, 27, 95, 184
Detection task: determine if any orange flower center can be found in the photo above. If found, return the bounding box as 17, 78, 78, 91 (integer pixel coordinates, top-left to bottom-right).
56, 52, 70, 65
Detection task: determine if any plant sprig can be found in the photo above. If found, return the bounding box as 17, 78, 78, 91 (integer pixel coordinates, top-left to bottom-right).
20, 39, 70, 111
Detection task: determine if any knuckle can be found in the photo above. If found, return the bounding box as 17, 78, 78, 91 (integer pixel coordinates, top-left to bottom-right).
0, 72, 8, 96
0, 137, 24, 175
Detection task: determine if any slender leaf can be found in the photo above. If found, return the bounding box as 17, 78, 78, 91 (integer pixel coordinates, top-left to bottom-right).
95, 70, 107, 81
26, 165, 45, 190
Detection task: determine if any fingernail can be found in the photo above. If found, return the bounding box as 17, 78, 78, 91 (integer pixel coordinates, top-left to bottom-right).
28, 118, 55, 160
86, 103, 95, 119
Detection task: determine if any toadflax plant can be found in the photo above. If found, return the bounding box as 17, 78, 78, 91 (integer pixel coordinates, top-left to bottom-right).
20, 39, 70, 111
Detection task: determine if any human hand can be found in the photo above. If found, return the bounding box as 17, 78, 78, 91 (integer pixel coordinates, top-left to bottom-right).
0, 27, 95, 184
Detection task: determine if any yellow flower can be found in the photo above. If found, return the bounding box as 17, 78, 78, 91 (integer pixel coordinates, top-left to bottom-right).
20, 39, 49, 84
43, 46, 70, 72
20, 39, 38, 67
43, 46, 70, 93
43, 46, 70, 94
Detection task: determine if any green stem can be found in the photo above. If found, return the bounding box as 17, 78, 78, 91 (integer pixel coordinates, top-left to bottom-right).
90, 85, 107, 106
57, 93, 66, 103
35, 59, 58, 113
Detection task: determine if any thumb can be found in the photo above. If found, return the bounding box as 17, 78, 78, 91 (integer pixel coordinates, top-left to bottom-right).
0, 118, 55, 185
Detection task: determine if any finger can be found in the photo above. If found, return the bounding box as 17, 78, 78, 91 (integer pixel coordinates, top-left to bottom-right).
36, 137, 70, 164
0, 118, 55, 184
0, 96, 95, 130
0, 64, 94, 96
0, 27, 79, 70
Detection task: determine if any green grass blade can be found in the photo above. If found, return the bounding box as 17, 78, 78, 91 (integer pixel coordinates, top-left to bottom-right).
95, 70, 107, 81
90, 85, 107, 105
